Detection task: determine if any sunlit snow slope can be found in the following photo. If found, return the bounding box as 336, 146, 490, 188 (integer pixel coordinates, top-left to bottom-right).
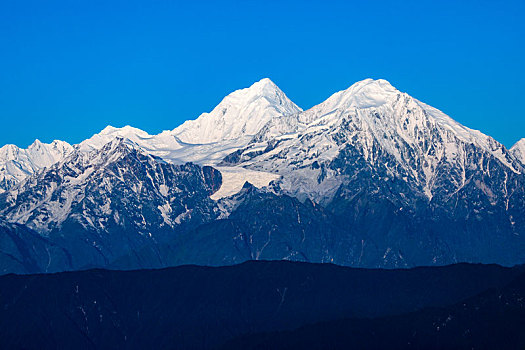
0, 140, 73, 193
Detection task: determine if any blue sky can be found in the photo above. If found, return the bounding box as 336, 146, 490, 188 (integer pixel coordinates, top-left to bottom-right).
1, 0, 524, 148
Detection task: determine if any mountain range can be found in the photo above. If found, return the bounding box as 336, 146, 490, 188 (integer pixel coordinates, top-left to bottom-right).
1, 78, 524, 274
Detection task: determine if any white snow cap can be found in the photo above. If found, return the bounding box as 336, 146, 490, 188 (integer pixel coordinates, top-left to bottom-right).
79, 124, 184, 156
320, 78, 399, 111
171, 78, 302, 144
511, 138, 525, 164
79, 125, 152, 152
0, 139, 74, 192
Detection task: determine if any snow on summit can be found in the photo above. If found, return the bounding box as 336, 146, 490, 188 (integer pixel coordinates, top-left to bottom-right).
511, 138, 525, 164
79, 125, 154, 152
171, 78, 302, 144
320, 78, 399, 110
0, 139, 73, 193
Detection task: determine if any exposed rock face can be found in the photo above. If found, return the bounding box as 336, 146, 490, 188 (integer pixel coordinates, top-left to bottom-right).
0, 139, 222, 272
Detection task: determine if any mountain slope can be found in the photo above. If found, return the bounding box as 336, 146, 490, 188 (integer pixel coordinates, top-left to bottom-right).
228, 79, 522, 203
110, 183, 345, 269
172, 78, 302, 144
71, 79, 299, 198
0, 261, 522, 349
0, 138, 222, 271
225, 268, 525, 350
214, 79, 525, 267
0, 139, 73, 193
511, 138, 525, 164
0, 78, 297, 195
0, 220, 72, 274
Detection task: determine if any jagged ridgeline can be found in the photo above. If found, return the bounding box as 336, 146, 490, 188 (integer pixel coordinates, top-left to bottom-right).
1, 78, 524, 274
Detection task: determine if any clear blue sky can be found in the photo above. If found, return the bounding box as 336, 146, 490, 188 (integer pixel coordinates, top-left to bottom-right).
1, 0, 524, 148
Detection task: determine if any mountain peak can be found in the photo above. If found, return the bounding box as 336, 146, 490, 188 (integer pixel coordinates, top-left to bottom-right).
100, 125, 148, 136
348, 78, 396, 89
251, 77, 277, 88
247, 78, 286, 95
512, 138, 525, 148
511, 138, 525, 164
171, 78, 302, 144
80, 125, 152, 152
29, 139, 44, 148
0, 144, 20, 160
0, 139, 73, 193
319, 78, 400, 111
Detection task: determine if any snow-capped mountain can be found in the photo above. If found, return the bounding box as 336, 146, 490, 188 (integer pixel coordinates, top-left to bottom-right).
200, 78, 525, 268
172, 78, 302, 144
79, 78, 301, 155
73, 79, 297, 198
0, 138, 221, 271
1, 138, 217, 231
226, 79, 522, 203
0, 79, 294, 199
0, 139, 73, 193
77, 125, 177, 152
73, 78, 301, 159
511, 138, 525, 165
1, 77, 524, 273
